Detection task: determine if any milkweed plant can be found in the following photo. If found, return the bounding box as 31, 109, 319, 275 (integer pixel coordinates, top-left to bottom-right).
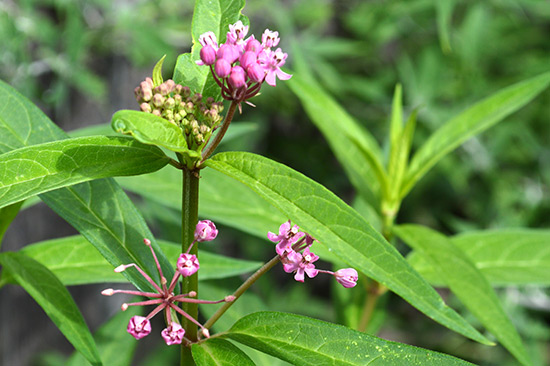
1, 1, 549, 366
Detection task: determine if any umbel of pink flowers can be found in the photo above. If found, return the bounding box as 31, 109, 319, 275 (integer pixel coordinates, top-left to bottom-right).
101, 220, 232, 345
268, 220, 359, 288
197, 21, 292, 105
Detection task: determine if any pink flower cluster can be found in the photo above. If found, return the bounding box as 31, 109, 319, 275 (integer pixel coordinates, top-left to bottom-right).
197, 21, 292, 103
268, 220, 359, 288
102, 220, 234, 345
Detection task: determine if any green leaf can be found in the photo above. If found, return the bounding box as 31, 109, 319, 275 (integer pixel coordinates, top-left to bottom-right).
173, 0, 247, 99
111, 110, 198, 156
0, 79, 172, 293
66, 307, 141, 366
225, 312, 476, 366
288, 75, 387, 207
0, 136, 169, 209
409, 229, 550, 286
206, 151, 490, 344
0, 252, 102, 366
0, 201, 23, 246
395, 225, 530, 366
436, 0, 455, 54
153, 54, 166, 86
117, 165, 286, 239
192, 338, 256, 366
0, 236, 262, 286
402, 72, 550, 197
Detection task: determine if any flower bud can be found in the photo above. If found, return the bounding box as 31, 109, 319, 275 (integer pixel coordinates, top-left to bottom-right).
217, 44, 240, 64
246, 63, 265, 83
140, 103, 152, 113
245, 37, 262, 55
240, 51, 257, 70
215, 58, 231, 78
177, 253, 200, 277
152, 93, 165, 108
161, 322, 185, 345
200, 45, 217, 66
127, 316, 151, 340
194, 220, 218, 242
228, 65, 246, 89
334, 268, 358, 288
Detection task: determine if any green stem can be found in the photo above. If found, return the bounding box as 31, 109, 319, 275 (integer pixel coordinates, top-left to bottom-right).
200, 101, 239, 164
203, 254, 281, 330
181, 167, 199, 366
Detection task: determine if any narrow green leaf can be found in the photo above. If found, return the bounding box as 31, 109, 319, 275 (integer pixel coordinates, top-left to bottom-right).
0, 252, 102, 366
66, 307, 141, 366
402, 72, 550, 197
152, 54, 166, 86
409, 229, 550, 286
192, 338, 256, 366
395, 225, 530, 366
225, 312, 476, 366
0, 79, 173, 293
0, 136, 169, 209
173, 0, 247, 99
0, 236, 262, 286
436, 0, 455, 54
288, 75, 387, 207
111, 110, 198, 155
389, 84, 403, 151
206, 151, 490, 344
0, 200, 23, 246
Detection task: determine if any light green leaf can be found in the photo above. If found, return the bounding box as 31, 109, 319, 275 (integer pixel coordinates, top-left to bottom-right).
225, 312, 476, 366
68, 123, 117, 137
111, 110, 198, 156
153, 54, 166, 86
409, 229, 550, 286
0, 79, 172, 293
206, 151, 490, 344
0, 136, 169, 209
436, 0, 455, 54
0, 252, 102, 366
192, 338, 256, 366
0, 236, 262, 286
402, 72, 550, 197
173, 0, 247, 99
395, 225, 530, 366
66, 306, 141, 366
288, 75, 386, 207
0, 201, 23, 246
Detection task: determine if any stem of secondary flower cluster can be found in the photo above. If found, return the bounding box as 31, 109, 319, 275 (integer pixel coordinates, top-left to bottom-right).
203, 254, 281, 330
181, 167, 199, 366
200, 100, 239, 164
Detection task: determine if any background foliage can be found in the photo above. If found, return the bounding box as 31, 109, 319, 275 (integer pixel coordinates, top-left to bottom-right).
1, 0, 549, 365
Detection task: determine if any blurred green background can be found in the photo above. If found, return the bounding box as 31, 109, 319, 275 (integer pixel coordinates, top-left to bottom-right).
1, 0, 549, 365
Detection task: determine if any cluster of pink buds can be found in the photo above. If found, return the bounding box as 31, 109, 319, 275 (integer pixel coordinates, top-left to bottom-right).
268, 220, 359, 288
101, 220, 235, 345
197, 20, 292, 105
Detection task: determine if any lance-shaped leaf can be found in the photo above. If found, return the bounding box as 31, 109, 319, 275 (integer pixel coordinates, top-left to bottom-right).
395, 225, 530, 366
0, 252, 102, 366
206, 151, 489, 344
192, 338, 256, 366
0, 236, 262, 287
0, 136, 169, 209
112, 110, 199, 157
0, 79, 172, 293
224, 312, 476, 366
173, 0, 248, 99
0, 201, 23, 246
288, 75, 386, 208
402, 71, 550, 197
408, 229, 550, 286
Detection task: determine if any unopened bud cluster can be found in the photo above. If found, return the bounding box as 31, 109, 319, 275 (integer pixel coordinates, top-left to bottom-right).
134, 78, 224, 149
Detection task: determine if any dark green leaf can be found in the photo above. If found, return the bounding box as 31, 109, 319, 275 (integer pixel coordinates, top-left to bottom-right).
395, 225, 529, 366
206, 152, 490, 344
0, 252, 102, 366
0, 136, 169, 209
225, 312, 476, 366
192, 338, 256, 366
0, 201, 23, 247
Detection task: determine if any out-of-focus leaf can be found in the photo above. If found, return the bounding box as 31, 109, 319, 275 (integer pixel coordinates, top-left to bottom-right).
192, 338, 256, 366
0, 136, 169, 209
206, 151, 490, 344
0, 252, 101, 366
395, 225, 530, 366
224, 312, 476, 366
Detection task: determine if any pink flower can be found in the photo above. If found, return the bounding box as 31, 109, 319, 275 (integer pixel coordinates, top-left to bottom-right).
245, 37, 262, 55
199, 31, 218, 50
246, 63, 265, 83
161, 322, 185, 345
240, 51, 257, 70
177, 253, 200, 277
127, 316, 151, 339
261, 29, 280, 49
268, 220, 305, 256
334, 268, 358, 288
227, 20, 248, 45
259, 48, 292, 87
283, 248, 319, 282
194, 220, 218, 242
217, 44, 240, 64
